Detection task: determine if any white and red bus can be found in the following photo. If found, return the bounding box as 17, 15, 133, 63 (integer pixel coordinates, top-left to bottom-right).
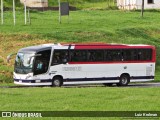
8, 43, 156, 87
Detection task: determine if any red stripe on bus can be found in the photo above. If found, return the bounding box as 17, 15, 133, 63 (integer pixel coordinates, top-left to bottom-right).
68, 61, 155, 64
75, 45, 155, 49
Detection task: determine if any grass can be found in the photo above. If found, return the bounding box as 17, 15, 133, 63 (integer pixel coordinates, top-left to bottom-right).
1, 87, 160, 111
0, 87, 160, 120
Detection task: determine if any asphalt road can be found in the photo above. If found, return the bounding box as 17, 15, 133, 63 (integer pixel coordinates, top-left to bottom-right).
125, 82, 160, 88
0, 82, 160, 88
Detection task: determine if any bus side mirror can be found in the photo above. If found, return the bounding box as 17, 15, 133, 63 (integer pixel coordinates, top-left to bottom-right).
27, 54, 42, 64
7, 53, 17, 63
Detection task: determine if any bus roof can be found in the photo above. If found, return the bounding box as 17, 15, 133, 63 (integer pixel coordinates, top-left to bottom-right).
18, 43, 155, 53
70, 43, 155, 49
18, 44, 54, 53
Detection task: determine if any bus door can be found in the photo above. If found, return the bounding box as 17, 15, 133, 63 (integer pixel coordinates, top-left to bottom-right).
34, 49, 51, 79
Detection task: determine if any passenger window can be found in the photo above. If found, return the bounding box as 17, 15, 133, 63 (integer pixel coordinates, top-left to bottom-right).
137, 49, 152, 61
105, 50, 122, 61
121, 49, 152, 61
122, 49, 137, 61
87, 50, 104, 61
70, 50, 87, 62
52, 50, 68, 65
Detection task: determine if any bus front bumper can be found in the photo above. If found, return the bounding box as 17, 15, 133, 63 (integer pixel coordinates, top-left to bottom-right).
14, 79, 52, 86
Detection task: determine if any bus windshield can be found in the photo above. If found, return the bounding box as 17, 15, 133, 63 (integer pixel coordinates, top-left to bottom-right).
14, 53, 35, 74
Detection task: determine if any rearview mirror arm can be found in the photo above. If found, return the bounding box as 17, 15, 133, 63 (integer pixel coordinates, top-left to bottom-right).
7, 53, 17, 63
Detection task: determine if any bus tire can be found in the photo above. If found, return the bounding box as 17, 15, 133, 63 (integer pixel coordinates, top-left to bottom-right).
103, 83, 113, 87
52, 77, 63, 87
117, 74, 130, 86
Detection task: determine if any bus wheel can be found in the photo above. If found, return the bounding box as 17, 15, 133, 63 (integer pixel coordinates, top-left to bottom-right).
117, 74, 130, 86
52, 77, 63, 87
103, 83, 113, 87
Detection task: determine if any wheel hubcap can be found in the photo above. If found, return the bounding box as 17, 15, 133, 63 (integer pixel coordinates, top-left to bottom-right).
54, 80, 60, 86
122, 77, 127, 84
